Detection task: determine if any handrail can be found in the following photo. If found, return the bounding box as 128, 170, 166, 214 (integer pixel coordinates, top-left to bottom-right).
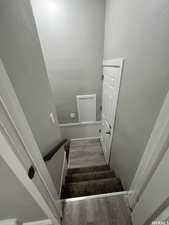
43, 138, 68, 162
28, 138, 69, 179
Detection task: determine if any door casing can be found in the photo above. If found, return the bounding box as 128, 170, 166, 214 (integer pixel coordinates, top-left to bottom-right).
0, 59, 61, 225
101, 58, 124, 164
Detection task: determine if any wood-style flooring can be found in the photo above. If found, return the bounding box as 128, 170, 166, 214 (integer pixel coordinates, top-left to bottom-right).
62, 194, 132, 225
69, 139, 106, 169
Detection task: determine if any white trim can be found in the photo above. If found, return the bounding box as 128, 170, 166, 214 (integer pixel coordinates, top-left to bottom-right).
60, 122, 101, 140
129, 87, 169, 209
101, 58, 124, 163
76, 94, 96, 99
59, 151, 67, 197
0, 219, 21, 225
23, 219, 52, 225
71, 136, 100, 142
0, 60, 61, 224
64, 191, 129, 202
0, 131, 60, 225
59, 121, 101, 127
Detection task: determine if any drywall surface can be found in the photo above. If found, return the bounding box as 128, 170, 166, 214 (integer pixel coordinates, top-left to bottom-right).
31, 0, 105, 123
0, 0, 61, 156
0, 0, 64, 194
0, 155, 46, 222
104, 0, 169, 188
60, 122, 101, 140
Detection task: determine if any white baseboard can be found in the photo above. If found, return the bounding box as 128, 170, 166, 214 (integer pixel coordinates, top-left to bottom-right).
59, 121, 101, 127
71, 136, 100, 141
23, 219, 52, 225
0, 219, 21, 225
64, 191, 129, 202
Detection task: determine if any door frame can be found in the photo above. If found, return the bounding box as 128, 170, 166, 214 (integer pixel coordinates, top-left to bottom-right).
128, 82, 169, 210
101, 58, 124, 164
0, 131, 59, 225
0, 59, 61, 225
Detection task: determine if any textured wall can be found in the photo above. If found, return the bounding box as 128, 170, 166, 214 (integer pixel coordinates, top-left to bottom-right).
104, 0, 169, 188
31, 0, 105, 123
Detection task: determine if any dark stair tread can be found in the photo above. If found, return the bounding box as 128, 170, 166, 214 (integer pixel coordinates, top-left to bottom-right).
67, 164, 110, 175
62, 177, 123, 198
65, 170, 115, 183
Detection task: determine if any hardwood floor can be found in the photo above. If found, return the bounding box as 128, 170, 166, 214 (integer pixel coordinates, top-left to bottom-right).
62, 194, 132, 225
69, 139, 106, 168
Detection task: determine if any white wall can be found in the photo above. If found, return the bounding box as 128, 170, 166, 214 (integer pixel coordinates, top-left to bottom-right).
0, 0, 64, 193
60, 122, 101, 140
0, 155, 46, 222
0, 0, 61, 156
104, 0, 169, 188
31, 0, 105, 123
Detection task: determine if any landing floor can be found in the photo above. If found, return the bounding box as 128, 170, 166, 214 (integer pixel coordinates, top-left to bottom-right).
62, 194, 132, 225
69, 139, 106, 169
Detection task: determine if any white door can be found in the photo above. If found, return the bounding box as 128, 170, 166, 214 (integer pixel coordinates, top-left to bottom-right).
101, 58, 123, 163
0, 60, 61, 225
132, 146, 169, 225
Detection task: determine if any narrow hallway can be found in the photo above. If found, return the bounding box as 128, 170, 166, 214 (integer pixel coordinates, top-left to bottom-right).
61, 139, 123, 199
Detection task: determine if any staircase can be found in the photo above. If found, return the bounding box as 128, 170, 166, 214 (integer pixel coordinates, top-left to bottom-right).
61, 164, 123, 199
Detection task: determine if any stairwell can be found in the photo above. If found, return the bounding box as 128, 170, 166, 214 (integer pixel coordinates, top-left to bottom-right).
61, 164, 123, 198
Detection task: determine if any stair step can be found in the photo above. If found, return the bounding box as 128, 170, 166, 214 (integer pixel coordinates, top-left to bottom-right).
66, 170, 115, 183
67, 165, 110, 175
62, 177, 123, 198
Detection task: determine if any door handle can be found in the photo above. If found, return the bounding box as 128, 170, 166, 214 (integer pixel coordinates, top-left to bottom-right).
28, 165, 35, 179
106, 131, 111, 135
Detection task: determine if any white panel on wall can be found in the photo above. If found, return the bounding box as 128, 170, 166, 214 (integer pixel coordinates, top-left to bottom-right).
76, 94, 96, 122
